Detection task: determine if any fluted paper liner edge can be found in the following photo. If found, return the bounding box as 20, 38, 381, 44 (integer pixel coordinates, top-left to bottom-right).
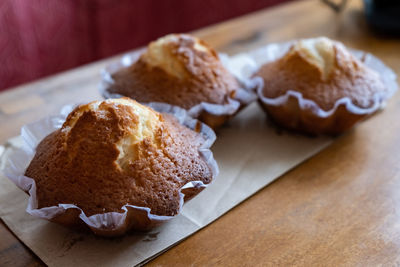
3, 102, 219, 236
250, 41, 398, 118
99, 50, 257, 120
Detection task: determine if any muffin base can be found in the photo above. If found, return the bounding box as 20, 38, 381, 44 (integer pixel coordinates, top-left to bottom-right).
100, 50, 257, 129
254, 41, 397, 135
258, 98, 367, 136
4, 103, 218, 237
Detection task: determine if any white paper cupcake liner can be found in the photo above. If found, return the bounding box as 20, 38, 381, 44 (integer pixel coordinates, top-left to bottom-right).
246, 41, 398, 118
99, 50, 257, 119
4, 102, 218, 236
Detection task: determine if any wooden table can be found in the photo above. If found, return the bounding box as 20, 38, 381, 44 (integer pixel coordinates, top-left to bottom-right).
2, 0, 400, 265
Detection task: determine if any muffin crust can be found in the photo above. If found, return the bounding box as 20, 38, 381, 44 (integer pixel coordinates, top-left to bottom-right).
108, 34, 239, 110
257, 37, 387, 111
25, 98, 213, 217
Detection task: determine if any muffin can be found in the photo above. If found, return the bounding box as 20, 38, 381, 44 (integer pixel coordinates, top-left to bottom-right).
23, 98, 217, 236
256, 37, 394, 135
103, 33, 250, 129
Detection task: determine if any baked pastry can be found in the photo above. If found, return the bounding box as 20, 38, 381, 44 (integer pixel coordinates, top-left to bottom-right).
104, 33, 246, 129
24, 98, 216, 236
256, 37, 393, 135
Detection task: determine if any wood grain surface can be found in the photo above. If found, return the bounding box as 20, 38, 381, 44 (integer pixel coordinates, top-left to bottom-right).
2, 0, 400, 266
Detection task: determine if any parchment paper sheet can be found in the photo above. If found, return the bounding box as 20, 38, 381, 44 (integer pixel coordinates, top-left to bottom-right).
0, 102, 332, 267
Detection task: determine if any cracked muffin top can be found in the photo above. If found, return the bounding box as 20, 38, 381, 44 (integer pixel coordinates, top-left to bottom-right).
107, 33, 240, 110
256, 37, 387, 111
25, 98, 213, 217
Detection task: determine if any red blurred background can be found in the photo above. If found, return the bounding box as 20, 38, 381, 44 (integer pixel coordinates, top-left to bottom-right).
0, 0, 292, 92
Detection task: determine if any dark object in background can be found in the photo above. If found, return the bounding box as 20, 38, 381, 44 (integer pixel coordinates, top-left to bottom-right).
322, 0, 400, 35
364, 0, 400, 35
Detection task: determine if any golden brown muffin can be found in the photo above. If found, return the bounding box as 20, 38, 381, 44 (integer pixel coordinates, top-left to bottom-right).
106, 34, 241, 129
256, 37, 390, 135
24, 98, 214, 235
